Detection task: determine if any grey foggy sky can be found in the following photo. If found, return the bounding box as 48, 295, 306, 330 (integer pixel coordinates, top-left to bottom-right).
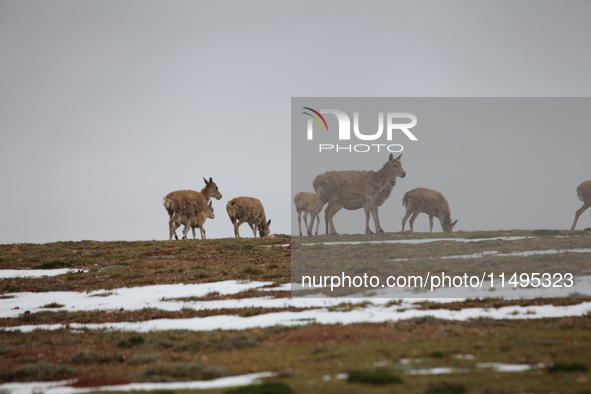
291, 98, 591, 235
1, 1, 591, 244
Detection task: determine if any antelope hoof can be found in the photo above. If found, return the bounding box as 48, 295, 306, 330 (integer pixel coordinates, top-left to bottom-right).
365, 229, 374, 234
377, 229, 384, 234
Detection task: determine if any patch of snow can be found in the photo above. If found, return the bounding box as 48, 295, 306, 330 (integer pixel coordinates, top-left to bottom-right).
454, 354, 476, 360
406, 367, 469, 375
443, 248, 591, 260
322, 374, 347, 381
6, 301, 591, 333
0, 380, 77, 394
260, 283, 292, 291
476, 362, 545, 372
304, 236, 531, 246
0, 373, 275, 394
0, 281, 274, 318
0, 269, 88, 279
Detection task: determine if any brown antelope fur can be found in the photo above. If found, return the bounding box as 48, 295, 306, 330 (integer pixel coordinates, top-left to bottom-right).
171, 201, 215, 240
570, 180, 591, 231
163, 177, 222, 240
294, 192, 320, 236
323, 180, 397, 235
308, 153, 406, 236
401, 187, 457, 233
226, 197, 271, 238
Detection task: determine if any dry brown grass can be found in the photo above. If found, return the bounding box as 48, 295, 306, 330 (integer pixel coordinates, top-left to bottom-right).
2, 231, 591, 393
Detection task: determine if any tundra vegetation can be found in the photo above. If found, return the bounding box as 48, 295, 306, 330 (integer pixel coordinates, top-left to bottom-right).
226, 197, 271, 239
571, 180, 591, 231
401, 187, 457, 233
1, 230, 591, 393
308, 153, 406, 236
163, 177, 222, 240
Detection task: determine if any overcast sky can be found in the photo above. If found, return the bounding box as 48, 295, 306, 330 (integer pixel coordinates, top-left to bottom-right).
1, 1, 591, 244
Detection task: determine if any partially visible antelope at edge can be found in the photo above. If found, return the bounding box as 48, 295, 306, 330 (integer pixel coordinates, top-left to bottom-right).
294, 192, 320, 236
163, 177, 222, 240
401, 187, 457, 233
227, 196, 271, 239
170, 201, 215, 240
323, 179, 397, 235
570, 180, 591, 231
308, 153, 406, 236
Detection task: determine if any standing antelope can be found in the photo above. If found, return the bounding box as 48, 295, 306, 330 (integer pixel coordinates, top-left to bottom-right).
170, 201, 215, 240
294, 192, 320, 236
570, 180, 591, 231
401, 187, 457, 233
227, 197, 271, 238
323, 180, 397, 235
163, 177, 222, 240
308, 153, 406, 236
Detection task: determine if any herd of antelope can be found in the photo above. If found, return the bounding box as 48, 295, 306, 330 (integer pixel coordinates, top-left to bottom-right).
163, 177, 271, 240
294, 153, 591, 237
294, 153, 457, 237
162, 157, 591, 240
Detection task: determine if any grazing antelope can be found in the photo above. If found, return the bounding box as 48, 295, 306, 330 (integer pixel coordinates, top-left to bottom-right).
570, 180, 591, 231
308, 153, 406, 236
294, 192, 320, 236
401, 187, 457, 233
170, 201, 215, 240
163, 177, 222, 240
227, 197, 271, 238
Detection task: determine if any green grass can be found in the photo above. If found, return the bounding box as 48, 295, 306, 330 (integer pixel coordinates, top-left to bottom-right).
532, 229, 564, 236
41, 302, 65, 309
225, 381, 295, 394
118, 335, 145, 348
547, 361, 588, 373
135, 363, 227, 382
424, 382, 466, 394
35, 261, 73, 269
347, 370, 403, 385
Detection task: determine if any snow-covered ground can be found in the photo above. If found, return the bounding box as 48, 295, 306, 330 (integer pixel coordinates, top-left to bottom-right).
2, 238, 590, 394
0, 373, 275, 394
3, 278, 591, 333
0, 269, 88, 279
304, 236, 531, 246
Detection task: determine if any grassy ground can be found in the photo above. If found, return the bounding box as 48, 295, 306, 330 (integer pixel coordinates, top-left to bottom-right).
293, 229, 591, 297
1, 230, 591, 393
0, 236, 291, 294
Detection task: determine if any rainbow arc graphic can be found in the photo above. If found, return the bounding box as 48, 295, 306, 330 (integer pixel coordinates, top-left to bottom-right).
302, 107, 329, 130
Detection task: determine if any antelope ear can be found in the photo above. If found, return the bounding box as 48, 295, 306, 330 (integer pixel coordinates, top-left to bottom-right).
267, 219, 271, 226
203, 177, 209, 185
452, 219, 458, 227
388, 153, 393, 161
209, 177, 213, 183
396, 153, 403, 160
